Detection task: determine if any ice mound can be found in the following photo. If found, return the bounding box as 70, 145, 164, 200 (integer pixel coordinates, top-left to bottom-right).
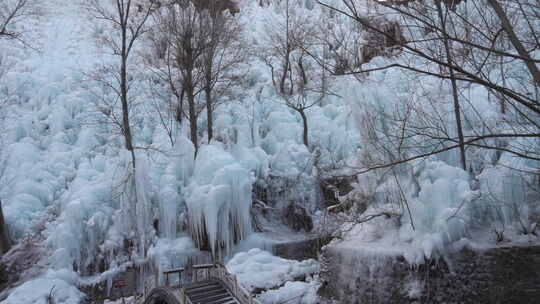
226, 248, 319, 292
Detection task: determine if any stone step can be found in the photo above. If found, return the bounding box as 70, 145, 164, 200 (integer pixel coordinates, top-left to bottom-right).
187, 286, 227, 296
191, 292, 233, 303
189, 289, 230, 301
188, 285, 226, 292
184, 280, 240, 304
186, 281, 222, 292
186, 281, 220, 287
203, 296, 238, 304
186, 283, 223, 294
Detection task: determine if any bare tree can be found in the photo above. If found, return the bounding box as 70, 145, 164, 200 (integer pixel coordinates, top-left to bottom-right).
150, 1, 207, 154
83, 0, 159, 264
318, 0, 540, 170
148, 0, 243, 152
146, 18, 186, 147
200, 3, 244, 143
0, 0, 39, 41
85, 0, 158, 165
435, 0, 467, 170
262, 0, 326, 147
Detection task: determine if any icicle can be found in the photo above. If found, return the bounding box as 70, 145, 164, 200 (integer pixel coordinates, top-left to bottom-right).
116, 151, 154, 260
134, 152, 153, 259
186, 144, 253, 258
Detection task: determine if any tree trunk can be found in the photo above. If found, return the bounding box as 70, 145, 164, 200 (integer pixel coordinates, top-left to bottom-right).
280, 51, 291, 95
0, 199, 11, 254
176, 87, 184, 124
187, 86, 198, 155
297, 108, 309, 147
489, 0, 540, 89
120, 19, 136, 166
436, 2, 467, 171
205, 87, 213, 143
321, 44, 328, 106
280, 0, 292, 96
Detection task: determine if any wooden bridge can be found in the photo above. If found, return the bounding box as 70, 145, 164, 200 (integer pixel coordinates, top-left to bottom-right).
138, 263, 260, 304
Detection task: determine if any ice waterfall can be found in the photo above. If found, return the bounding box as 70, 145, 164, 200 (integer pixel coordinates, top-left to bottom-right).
186, 144, 253, 258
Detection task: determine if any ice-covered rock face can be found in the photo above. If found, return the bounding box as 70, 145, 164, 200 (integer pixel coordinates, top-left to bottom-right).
337, 160, 478, 264
186, 144, 254, 258
0, 0, 364, 300
476, 148, 540, 233
403, 161, 476, 251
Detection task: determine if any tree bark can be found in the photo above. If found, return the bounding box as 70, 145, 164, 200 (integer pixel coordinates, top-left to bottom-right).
187, 85, 198, 155
204, 48, 214, 143
0, 199, 11, 254
280, 51, 291, 95
436, 1, 467, 171
121, 53, 136, 165
205, 87, 213, 143
176, 88, 184, 125
297, 108, 309, 147
119, 2, 136, 165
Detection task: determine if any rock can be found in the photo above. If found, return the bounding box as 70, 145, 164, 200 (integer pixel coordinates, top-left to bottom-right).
283, 203, 313, 232
0, 263, 9, 292
319, 245, 540, 304
273, 236, 332, 261
319, 177, 355, 209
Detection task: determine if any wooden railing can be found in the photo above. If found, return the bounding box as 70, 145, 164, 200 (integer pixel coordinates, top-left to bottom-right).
162, 263, 216, 286
211, 262, 260, 304
159, 262, 261, 304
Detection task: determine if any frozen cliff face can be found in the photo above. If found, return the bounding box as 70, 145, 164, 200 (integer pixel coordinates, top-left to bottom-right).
338, 160, 477, 265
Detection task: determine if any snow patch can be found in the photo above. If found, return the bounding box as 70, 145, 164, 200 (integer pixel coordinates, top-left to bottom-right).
258, 280, 320, 304
226, 248, 319, 292
2, 270, 84, 304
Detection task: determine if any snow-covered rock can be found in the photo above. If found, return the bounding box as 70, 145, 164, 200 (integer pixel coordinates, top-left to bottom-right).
258, 280, 320, 304
226, 248, 319, 292
2, 270, 84, 304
